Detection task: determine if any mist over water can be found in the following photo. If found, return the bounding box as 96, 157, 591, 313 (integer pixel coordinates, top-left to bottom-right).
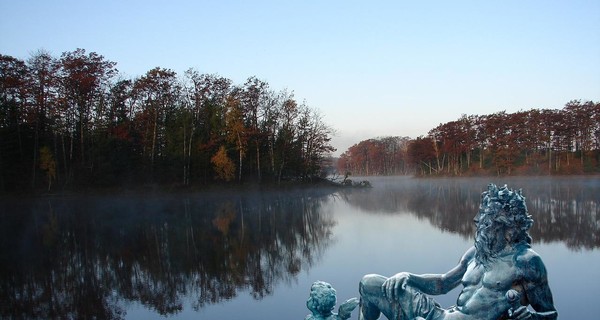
342, 176, 600, 249
1, 177, 598, 319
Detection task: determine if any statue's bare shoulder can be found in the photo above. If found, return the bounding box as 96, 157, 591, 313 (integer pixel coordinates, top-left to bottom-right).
513, 247, 556, 317
460, 246, 476, 265
514, 247, 548, 282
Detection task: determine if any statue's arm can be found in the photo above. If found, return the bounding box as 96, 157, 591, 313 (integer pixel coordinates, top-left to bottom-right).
512, 252, 557, 320
384, 247, 474, 298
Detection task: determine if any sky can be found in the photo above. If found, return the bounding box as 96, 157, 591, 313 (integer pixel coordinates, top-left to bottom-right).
1, 0, 599, 156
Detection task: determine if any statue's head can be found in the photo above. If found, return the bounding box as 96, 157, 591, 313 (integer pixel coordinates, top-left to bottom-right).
307, 281, 337, 317
474, 184, 533, 265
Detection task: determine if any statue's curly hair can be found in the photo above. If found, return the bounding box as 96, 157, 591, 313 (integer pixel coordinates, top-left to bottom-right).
309, 281, 337, 316
478, 184, 533, 245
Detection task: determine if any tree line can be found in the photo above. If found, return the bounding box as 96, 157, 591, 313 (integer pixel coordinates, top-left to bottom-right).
0, 49, 335, 193
337, 136, 412, 176
338, 100, 600, 176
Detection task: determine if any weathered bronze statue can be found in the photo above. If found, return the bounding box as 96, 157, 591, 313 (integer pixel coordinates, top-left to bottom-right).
359, 184, 557, 320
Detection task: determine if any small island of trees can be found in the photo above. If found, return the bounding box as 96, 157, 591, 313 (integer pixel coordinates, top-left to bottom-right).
338, 101, 600, 176
0, 49, 335, 193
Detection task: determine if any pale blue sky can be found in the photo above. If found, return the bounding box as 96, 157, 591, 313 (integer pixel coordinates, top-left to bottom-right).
1, 0, 599, 155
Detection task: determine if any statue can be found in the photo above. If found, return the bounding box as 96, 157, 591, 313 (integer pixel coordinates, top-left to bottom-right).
305, 281, 359, 320
358, 184, 558, 320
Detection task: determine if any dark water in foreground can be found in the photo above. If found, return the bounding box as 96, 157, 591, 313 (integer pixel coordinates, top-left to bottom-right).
1, 177, 599, 319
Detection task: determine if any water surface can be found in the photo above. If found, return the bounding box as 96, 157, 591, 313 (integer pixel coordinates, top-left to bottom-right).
1, 177, 598, 319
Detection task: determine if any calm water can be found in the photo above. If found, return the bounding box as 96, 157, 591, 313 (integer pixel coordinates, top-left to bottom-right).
1, 177, 599, 319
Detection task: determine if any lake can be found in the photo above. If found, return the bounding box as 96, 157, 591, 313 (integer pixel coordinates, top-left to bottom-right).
1, 176, 598, 319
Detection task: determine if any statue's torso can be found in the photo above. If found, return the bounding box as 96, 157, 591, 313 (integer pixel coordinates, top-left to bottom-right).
451, 252, 524, 320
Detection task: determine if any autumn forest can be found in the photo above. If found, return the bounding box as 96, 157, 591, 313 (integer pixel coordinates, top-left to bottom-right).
0, 49, 336, 193
1, 49, 599, 194
338, 101, 600, 176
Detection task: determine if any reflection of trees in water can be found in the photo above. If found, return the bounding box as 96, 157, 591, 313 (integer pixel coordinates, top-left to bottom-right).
0, 190, 335, 319
340, 177, 600, 250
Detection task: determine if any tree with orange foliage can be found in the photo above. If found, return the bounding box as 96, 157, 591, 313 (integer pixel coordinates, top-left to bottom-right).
211, 146, 235, 181
39, 146, 56, 191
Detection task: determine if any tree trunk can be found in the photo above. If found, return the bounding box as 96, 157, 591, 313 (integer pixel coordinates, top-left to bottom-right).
278, 161, 285, 185
151, 107, 158, 178
479, 147, 484, 169
187, 126, 194, 185
255, 141, 261, 182
186, 119, 196, 185
548, 147, 552, 174
31, 125, 39, 189
80, 114, 85, 167
269, 136, 275, 176
182, 123, 187, 186
236, 132, 243, 182
61, 134, 69, 185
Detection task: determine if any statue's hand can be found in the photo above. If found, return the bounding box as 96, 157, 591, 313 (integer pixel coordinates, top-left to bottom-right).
382, 272, 410, 301
338, 298, 359, 320
509, 305, 532, 319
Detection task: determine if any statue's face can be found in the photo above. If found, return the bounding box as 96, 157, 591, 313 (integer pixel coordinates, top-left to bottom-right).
474, 204, 506, 240
474, 210, 493, 238
474, 208, 508, 264
306, 294, 316, 313
473, 211, 482, 228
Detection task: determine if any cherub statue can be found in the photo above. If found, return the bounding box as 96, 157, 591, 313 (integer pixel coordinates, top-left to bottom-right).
305, 281, 359, 320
